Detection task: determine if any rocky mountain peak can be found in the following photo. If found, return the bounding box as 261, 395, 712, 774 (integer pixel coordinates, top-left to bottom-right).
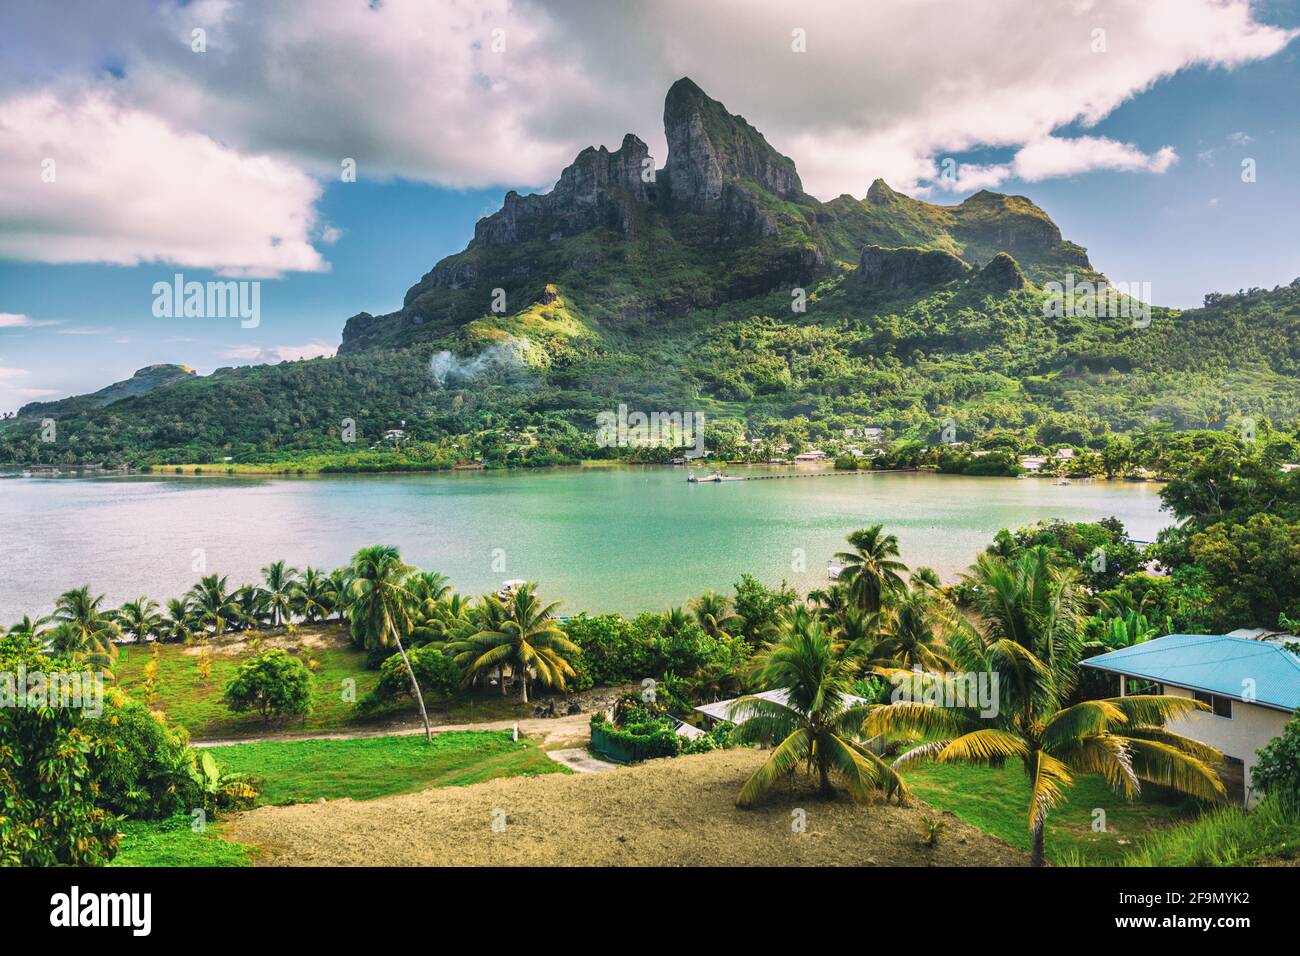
662, 76, 802, 212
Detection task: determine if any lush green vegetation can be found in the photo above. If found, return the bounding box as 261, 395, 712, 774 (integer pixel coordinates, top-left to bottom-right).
1094, 795, 1300, 867
111, 814, 253, 867
209, 730, 566, 805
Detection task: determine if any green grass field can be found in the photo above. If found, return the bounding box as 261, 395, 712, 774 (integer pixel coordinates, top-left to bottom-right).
111, 815, 253, 867
111, 625, 532, 740
209, 730, 569, 805
907, 761, 1200, 865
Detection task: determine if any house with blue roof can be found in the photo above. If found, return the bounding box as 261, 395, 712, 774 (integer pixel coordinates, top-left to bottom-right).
1083, 632, 1300, 806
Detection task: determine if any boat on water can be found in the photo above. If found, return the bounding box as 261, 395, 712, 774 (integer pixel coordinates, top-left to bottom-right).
1055, 477, 1072, 486
687, 470, 745, 483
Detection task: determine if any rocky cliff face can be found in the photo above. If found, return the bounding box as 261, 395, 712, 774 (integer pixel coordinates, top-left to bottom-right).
473, 134, 654, 246
339, 77, 1095, 354
858, 245, 971, 291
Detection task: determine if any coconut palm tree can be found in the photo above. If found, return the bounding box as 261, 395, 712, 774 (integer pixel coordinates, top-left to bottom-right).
291, 566, 334, 623
346, 545, 431, 742
49, 586, 120, 669
4, 613, 52, 644
261, 560, 299, 627
115, 596, 164, 644
870, 589, 950, 671
189, 574, 239, 636
232, 585, 271, 631
731, 610, 906, 806
159, 597, 196, 643
691, 591, 742, 640
448, 584, 579, 704
835, 525, 908, 613
326, 567, 353, 621
866, 547, 1226, 866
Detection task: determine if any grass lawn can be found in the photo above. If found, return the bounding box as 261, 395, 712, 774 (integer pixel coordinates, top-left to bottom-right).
111, 815, 252, 867
112, 624, 536, 740
906, 761, 1200, 865
211, 730, 569, 805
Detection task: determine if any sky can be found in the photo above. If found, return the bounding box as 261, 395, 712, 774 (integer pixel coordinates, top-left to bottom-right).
1, 0, 1298, 413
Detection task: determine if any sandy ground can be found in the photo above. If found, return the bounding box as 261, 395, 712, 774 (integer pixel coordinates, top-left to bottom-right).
224, 748, 1027, 866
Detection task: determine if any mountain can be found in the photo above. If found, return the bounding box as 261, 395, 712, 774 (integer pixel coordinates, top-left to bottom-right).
1, 79, 1297, 469
338, 77, 1093, 355
15, 364, 196, 419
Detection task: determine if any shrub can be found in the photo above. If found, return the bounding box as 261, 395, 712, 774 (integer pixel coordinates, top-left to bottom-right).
589, 712, 681, 762
0, 635, 120, 865
92, 691, 198, 820
1252, 710, 1300, 814
222, 648, 314, 723
360, 645, 460, 712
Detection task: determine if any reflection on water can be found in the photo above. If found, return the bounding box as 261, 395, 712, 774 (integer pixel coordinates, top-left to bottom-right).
0, 467, 1170, 620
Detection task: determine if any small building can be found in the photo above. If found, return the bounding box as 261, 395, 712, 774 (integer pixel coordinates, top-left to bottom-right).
792, 450, 829, 462
1020, 455, 1047, 473
694, 687, 872, 726
1082, 633, 1300, 806
1053, 448, 1076, 460
1282, 463, 1299, 474
383, 429, 405, 442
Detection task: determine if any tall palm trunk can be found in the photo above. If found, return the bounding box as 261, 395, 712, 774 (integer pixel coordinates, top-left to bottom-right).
1030, 820, 1046, 867
519, 665, 528, 704
388, 620, 431, 743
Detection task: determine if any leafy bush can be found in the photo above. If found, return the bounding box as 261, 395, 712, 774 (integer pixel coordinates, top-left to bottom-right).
360, 644, 460, 712
680, 721, 734, 755
0, 635, 120, 865
92, 691, 198, 820
1252, 710, 1300, 814
222, 648, 314, 723
589, 712, 681, 762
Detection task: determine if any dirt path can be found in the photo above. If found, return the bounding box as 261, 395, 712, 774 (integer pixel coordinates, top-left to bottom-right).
195, 712, 593, 749
224, 748, 1027, 867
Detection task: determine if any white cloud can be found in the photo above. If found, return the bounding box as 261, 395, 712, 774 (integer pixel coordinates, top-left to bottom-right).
1012, 137, 1178, 182
0, 90, 327, 277
14, 387, 61, 398
0, 313, 58, 328
218, 342, 337, 364
0, 366, 27, 378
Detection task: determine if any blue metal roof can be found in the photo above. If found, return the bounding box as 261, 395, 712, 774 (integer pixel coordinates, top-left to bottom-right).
1082, 634, 1300, 712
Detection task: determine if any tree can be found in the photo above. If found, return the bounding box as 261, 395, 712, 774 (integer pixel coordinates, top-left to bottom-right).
261, 560, 299, 627
691, 591, 742, 641
189, 574, 238, 636
0, 635, 120, 865
449, 583, 580, 704
867, 547, 1227, 866
291, 566, 334, 623
346, 544, 432, 742
49, 586, 120, 670
1251, 710, 1300, 814
870, 589, 950, 670
731, 610, 906, 806
116, 596, 163, 644
222, 648, 314, 724
159, 596, 196, 643
835, 525, 908, 613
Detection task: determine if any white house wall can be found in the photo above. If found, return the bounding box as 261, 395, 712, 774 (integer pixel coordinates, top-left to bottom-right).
1161, 684, 1291, 806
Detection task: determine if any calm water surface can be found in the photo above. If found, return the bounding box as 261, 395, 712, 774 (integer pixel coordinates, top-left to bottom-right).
0, 467, 1171, 621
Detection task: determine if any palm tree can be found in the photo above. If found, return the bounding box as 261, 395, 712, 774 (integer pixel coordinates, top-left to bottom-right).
116, 596, 163, 644
4, 613, 52, 644
866, 547, 1226, 866
691, 591, 742, 640
291, 567, 334, 623
731, 610, 906, 806
661, 606, 691, 637
232, 585, 271, 631
448, 583, 579, 704
870, 589, 950, 671
49, 586, 120, 668
189, 574, 239, 636
261, 560, 299, 627
159, 597, 196, 643
835, 525, 908, 613
346, 545, 432, 742
326, 568, 353, 621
